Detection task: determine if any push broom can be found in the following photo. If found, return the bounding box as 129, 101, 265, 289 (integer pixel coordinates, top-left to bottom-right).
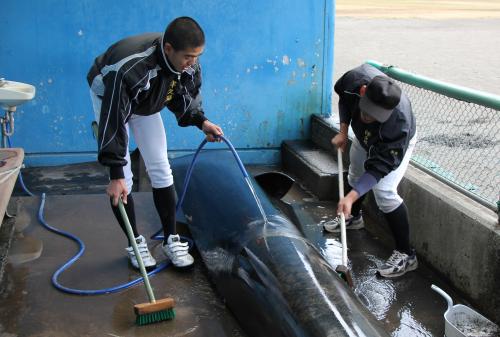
334, 148, 354, 288
118, 199, 175, 325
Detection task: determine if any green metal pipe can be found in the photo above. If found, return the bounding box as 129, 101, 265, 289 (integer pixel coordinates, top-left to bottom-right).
366, 60, 500, 111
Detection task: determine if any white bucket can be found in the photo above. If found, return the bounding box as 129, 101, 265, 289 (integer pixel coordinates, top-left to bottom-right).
431, 284, 500, 337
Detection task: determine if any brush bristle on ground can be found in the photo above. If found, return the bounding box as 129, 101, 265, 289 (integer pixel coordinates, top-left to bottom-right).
134, 297, 175, 325
136, 308, 175, 325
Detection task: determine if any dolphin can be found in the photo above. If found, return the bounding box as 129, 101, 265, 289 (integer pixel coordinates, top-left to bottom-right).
172, 150, 389, 337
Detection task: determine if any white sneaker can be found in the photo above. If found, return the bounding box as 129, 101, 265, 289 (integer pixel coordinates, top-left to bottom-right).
377, 250, 418, 278
162, 234, 194, 268
323, 213, 364, 232
125, 235, 157, 270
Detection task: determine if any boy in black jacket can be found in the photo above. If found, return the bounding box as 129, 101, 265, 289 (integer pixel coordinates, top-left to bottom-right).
325, 64, 417, 278
88, 17, 223, 269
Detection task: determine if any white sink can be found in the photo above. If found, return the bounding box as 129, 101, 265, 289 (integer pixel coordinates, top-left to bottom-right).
0, 80, 36, 110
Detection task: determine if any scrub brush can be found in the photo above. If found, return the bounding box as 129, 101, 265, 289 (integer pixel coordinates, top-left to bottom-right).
118, 199, 175, 325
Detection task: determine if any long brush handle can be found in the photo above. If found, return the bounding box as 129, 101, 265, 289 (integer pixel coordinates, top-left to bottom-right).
337, 149, 344, 199
118, 199, 156, 303
337, 148, 348, 267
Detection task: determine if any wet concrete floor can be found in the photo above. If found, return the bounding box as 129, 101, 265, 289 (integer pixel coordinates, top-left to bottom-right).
0, 193, 246, 337
0, 162, 469, 336
282, 199, 450, 337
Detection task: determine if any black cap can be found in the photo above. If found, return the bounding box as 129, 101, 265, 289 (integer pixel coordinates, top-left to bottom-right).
359, 76, 402, 123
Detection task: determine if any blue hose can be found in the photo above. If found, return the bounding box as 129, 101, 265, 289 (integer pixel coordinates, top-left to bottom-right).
151, 135, 249, 240
11, 134, 249, 295
38, 193, 170, 295
6, 132, 34, 196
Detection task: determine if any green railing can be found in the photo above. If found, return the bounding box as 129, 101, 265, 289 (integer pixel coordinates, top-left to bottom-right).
367, 60, 499, 212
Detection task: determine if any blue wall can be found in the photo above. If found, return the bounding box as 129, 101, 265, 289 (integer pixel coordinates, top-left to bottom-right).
1, 0, 335, 166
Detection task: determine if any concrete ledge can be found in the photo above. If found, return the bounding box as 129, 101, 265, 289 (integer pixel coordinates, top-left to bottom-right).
365, 166, 499, 323
403, 166, 499, 322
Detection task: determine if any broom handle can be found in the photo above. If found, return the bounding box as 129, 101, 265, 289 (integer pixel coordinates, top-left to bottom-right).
118, 199, 156, 303
337, 149, 348, 267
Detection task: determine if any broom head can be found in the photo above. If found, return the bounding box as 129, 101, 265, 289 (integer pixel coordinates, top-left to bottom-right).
134, 297, 175, 325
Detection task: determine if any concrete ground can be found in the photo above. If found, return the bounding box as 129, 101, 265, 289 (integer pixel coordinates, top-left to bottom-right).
334, 0, 500, 94
1, 192, 246, 337
0, 161, 474, 337
336, 0, 500, 20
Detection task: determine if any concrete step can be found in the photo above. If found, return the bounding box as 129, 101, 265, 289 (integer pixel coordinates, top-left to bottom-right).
281, 139, 346, 201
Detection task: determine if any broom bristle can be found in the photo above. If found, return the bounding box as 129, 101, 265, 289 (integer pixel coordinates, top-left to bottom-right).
134, 297, 176, 325
136, 308, 175, 325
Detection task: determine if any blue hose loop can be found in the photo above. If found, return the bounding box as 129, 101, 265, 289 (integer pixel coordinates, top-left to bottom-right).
38, 193, 170, 295
151, 135, 249, 240
16, 168, 35, 197
180, 136, 249, 208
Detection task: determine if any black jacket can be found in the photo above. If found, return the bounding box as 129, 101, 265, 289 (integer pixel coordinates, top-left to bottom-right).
335, 64, 416, 181
87, 32, 207, 179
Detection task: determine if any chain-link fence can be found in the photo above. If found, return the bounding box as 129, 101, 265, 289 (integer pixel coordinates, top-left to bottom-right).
367, 61, 499, 211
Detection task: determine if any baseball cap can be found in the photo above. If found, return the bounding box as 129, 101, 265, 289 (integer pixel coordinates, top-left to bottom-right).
359, 76, 402, 123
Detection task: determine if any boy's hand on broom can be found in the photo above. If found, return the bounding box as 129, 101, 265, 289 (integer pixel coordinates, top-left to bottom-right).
331, 133, 348, 153
331, 122, 349, 152
337, 190, 359, 219
107, 178, 128, 206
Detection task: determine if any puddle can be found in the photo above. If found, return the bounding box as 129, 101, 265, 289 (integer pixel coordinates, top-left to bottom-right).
392, 306, 433, 337
7, 234, 43, 264
13, 209, 32, 233
354, 254, 396, 321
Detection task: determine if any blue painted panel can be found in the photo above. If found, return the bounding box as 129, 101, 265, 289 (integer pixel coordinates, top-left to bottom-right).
1, 0, 335, 165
